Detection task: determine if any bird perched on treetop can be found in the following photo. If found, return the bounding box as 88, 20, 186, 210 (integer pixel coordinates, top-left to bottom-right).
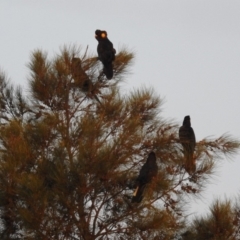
95, 29, 116, 80
132, 152, 158, 203
179, 115, 196, 174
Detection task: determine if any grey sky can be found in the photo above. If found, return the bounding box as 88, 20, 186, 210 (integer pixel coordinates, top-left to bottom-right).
1, 1, 240, 217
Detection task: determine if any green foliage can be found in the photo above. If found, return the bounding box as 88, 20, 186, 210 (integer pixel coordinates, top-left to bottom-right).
0, 45, 239, 239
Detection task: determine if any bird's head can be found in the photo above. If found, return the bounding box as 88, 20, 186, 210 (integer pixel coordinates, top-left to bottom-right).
95, 30, 108, 40
146, 152, 156, 164
183, 115, 191, 126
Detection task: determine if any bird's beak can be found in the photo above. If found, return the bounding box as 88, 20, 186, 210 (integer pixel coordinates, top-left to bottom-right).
95, 35, 97, 38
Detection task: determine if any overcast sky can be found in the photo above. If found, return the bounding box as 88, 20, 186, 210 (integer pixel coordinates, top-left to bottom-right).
1, 0, 240, 218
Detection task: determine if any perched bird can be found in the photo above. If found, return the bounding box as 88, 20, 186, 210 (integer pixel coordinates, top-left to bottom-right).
132, 152, 158, 203
179, 115, 196, 174
71, 58, 102, 105
95, 29, 116, 80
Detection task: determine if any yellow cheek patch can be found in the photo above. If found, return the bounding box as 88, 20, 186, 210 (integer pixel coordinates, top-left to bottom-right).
101, 33, 106, 38
133, 186, 139, 196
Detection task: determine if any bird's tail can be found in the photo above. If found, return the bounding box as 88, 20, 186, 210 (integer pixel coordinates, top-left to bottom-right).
185, 151, 196, 174
103, 63, 113, 80
131, 185, 146, 203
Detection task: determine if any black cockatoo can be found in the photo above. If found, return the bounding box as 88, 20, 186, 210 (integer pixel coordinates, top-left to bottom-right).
95, 29, 116, 80
132, 152, 158, 203
179, 115, 196, 173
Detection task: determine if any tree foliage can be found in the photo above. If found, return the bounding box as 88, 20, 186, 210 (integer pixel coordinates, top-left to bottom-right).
0, 45, 239, 239
182, 198, 240, 240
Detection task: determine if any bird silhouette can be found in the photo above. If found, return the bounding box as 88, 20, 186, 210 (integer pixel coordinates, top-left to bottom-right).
179, 115, 196, 174
132, 152, 158, 203
95, 29, 116, 80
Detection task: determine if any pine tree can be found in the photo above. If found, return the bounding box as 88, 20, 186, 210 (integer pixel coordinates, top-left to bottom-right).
0, 45, 239, 239
181, 198, 240, 240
